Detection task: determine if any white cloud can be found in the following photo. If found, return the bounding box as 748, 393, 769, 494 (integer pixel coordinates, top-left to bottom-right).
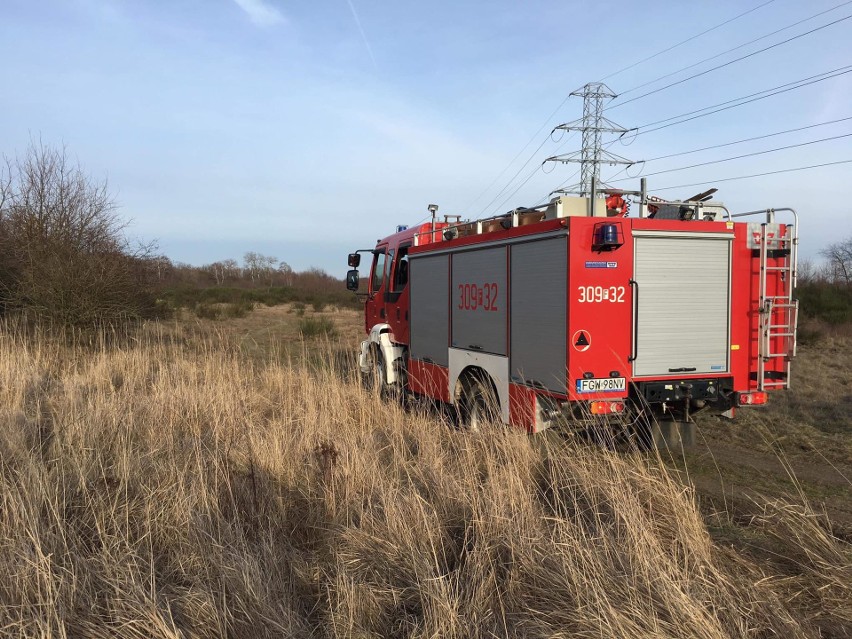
232, 0, 285, 27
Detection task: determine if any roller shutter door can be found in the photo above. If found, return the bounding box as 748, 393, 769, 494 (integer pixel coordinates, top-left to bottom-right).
410, 254, 449, 366
633, 235, 731, 376
451, 247, 507, 355
510, 238, 567, 392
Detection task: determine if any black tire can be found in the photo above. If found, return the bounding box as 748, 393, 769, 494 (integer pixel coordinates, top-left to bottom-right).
364, 347, 404, 403
363, 346, 384, 393
459, 372, 500, 431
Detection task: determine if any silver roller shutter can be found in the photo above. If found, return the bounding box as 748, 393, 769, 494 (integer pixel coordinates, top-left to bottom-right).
633, 235, 731, 376
510, 237, 567, 392
410, 254, 450, 366
451, 247, 508, 355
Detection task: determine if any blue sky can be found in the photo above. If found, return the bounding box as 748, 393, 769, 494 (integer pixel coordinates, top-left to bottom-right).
2, 0, 851, 273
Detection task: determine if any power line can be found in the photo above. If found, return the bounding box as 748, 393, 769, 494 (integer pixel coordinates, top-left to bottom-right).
489, 163, 544, 215
637, 115, 852, 163
472, 128, 581, 218
632, 65, 852, 131
629, 65, 852, 138
464, 2, 776, 214
600, 0, 777, 82
476, 135, 552, 218
606, 13, 852, 110
461, 100, 574, 213
520, 65, 850, 206
651, 159, 852, 192
543, 167, 583, 202
612, 131, 852, 182
616, 0, 852, 97
494, 87, 852, 208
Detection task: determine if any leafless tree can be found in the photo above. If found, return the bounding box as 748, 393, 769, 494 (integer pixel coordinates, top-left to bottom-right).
798, 258, 819, 284
222, 259, 240, 282
820, 237, 852, 285
243, 252, 261, 283
243, 251, 278, 287
147, 255, 174, 282
0, 142, 157, 326
208, 261, 227, 286
278, 261, 293, 287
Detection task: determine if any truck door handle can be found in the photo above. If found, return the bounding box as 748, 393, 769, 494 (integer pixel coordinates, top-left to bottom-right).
628, 279, 639, 362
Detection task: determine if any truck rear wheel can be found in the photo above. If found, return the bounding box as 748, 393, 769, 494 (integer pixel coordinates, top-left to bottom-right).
459, 372, 500, 431
625, 398, 654, 450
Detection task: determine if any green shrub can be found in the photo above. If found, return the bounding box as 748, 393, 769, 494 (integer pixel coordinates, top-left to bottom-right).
192, 300, 253, 320
222, 300, 253, 318
193, 302, 221, 320
298, 316, 337, 339
797, 282, 852, 325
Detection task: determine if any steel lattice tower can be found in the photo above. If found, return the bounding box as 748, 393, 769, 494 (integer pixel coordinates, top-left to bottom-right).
545, 82, 633, 196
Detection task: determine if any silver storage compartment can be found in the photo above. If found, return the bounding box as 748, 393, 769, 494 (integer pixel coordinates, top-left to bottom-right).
410, 253, 450, 366
451, 247, 508, 356
510, 237, 567, 392
633, 234, 731, 376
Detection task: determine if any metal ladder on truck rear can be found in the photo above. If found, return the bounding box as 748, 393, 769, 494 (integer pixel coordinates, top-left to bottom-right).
756, 214, 799, 390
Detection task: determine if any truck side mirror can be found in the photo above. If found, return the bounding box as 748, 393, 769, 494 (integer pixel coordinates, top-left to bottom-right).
346, 269, 360, 291
348, 253, 361, 268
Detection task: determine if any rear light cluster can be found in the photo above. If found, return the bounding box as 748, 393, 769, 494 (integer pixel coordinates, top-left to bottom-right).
590, 401, 625, 415
737, 391, 768, 406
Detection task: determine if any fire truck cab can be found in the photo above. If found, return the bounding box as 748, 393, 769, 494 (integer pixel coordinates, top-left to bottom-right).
346, 189, 798, 442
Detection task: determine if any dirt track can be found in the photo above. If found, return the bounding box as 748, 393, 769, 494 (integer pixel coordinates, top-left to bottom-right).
684, 433, 852, 532
670, 337, 852, 557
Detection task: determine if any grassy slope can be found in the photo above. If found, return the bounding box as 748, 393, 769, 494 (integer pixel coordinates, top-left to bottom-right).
0, 306, 849, 638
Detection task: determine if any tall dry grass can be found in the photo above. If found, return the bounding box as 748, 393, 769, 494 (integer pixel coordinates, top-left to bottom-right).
0, 324, 849, 638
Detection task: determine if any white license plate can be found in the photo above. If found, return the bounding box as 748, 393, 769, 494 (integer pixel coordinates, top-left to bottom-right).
576, 377, 626, 393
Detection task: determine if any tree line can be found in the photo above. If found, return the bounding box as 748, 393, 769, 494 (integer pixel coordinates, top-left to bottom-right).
790, 238, 852, 328
798, 238, 852, 286
2, 142, 848, 329
0, 143, 350, 328
154, 253, 342, 295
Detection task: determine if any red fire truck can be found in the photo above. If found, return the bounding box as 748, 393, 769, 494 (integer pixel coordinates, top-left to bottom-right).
345, 187, 798, 441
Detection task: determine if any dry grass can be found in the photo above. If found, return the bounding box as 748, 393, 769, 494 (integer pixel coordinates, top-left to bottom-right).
701, 334, 852, 466
0, 322, 850, 638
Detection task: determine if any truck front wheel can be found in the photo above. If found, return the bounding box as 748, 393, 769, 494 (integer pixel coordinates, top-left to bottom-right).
363, 346, 385, 394
459, 372, 500, 432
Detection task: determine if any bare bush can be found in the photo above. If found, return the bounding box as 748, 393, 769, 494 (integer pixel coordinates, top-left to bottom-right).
0, 142, 155, 326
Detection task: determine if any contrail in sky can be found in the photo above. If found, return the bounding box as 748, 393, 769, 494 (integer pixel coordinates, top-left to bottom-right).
344, 0, 377, 70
